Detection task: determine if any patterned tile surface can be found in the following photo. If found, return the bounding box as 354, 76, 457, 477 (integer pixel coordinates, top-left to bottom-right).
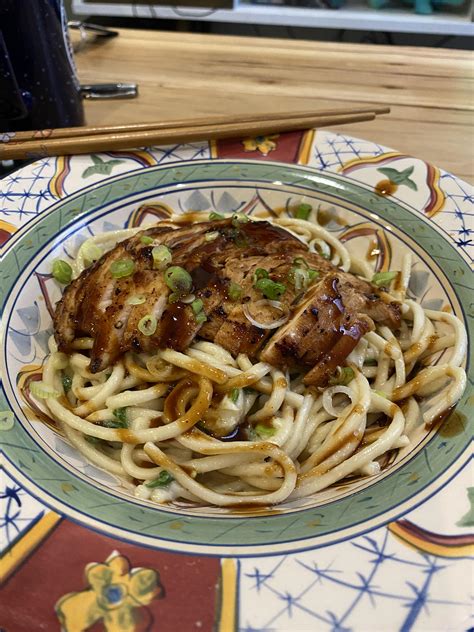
238, 530, 473, 632
0, 131, 472, 631
0, 468, 48, 554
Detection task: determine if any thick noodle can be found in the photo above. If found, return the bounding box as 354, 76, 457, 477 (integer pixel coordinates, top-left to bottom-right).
36, 213, 467, 507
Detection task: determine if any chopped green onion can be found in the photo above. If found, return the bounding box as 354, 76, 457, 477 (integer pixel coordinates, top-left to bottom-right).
290, 258, 319, 289
103, 418, 128, 429
229, 388, 240, 404
164, 266, 192, 295
138, 314, 157, 336
372, 271, 398, 288
291, 267, 309, 291
232, 213, 249, 227
168, 292, 180, 304
62, 375, 72, 393
364, 358, 377, 366
254, 268, 269, 283
255, 423, 276, 439
140, 235, 154, 245
205, 231, 219, 242
195, 311, 207, 325
110, 259, 135, 279
314, 240, 331, 259
328, 366, 355, 386
191, 298, 204, 315
255, 278, 286, 300
152, 245, 172, 270
113, 407, 128, 424
82, 242, 102, 263
230, 228, 248, 248
30, 381, 61, 399
374, 389, 389, 399
190, 298, 206, 324
293, 257, 309, 269
294, 203, 312, 220
52, 259, 72, 284
228, 282, 242, 302
145, 470, 174, 488
126, 295, 146, 306
209, 211, 224, 221
86, 435, 102, 445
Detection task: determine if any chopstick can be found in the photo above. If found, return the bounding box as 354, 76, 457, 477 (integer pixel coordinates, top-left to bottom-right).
0, 107, 390, 161
7, 106, 390, 142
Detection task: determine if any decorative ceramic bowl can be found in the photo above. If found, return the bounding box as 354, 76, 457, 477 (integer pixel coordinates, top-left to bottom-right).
1, 160, 471, 555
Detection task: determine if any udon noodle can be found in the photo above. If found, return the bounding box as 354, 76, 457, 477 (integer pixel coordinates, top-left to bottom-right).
35, 212, 467, 507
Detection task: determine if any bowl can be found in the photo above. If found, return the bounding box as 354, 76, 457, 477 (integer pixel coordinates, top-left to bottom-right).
1, 159, 471, 555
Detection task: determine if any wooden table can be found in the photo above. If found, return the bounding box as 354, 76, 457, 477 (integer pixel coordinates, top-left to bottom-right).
76, 29, 473, 181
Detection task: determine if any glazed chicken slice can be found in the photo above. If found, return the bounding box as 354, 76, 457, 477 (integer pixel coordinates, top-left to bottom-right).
260, 275, 373, 385
54, 215, 401, 385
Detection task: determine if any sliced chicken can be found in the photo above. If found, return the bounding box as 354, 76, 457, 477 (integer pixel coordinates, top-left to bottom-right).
54, 215, 400, 385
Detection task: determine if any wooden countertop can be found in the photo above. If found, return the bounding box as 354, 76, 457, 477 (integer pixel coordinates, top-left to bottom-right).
75, 28, 473, 182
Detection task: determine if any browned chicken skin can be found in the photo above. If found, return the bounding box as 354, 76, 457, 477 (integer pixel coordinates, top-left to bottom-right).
54, 216, 401, 385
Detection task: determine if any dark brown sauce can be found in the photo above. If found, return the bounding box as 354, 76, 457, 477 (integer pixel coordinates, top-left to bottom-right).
159, 302, 195, 350
426, 407, 467, 436
137, 460, 156, 469
303, 431, 360, 476
117, 428, 138, 444
317, 207, 332, 226
375, 179, 398, 196
231, 419, 251, 441
393, 271, 403, 293
23, 404, 59, 429
241, 219, 298, 248
190, 265, 217, 291
164, 378, 194, 421
365, 239, 380, 261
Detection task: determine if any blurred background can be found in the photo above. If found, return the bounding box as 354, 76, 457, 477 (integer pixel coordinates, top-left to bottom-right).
67, 0, 472, 48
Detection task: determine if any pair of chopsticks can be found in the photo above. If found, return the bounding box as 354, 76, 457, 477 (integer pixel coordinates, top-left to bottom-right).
0, 106, 389, 160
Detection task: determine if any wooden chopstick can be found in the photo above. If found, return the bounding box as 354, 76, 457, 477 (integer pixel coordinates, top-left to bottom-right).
0, 109, 389, 161
6, 106, 390, 142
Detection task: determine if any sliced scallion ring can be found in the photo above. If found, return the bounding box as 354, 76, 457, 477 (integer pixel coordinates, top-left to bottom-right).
328, 366, 355, 386
110, 259, 135, 279
30, 381, 61, 399
126, 295, 146, 306
209, 211, 224, 221
195, 311, 207, 325
294, 203, 312, 220
313, 239, 331, 260
253, 268, 269, 284
228, 282, 242, 302
138, 314, 157, 336
255, 278, 286, 300
152, 245, 172, 270
232, 213, 249, 227
52, 259, 72, 284
82, 242, 103, 263
191, 298, 204, 315
164, 266, 192, 295
254, 423, 276, 439
372, 271, 398, 287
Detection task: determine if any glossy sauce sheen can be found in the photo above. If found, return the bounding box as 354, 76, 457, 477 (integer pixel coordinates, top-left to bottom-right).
54, 215, 401, 386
